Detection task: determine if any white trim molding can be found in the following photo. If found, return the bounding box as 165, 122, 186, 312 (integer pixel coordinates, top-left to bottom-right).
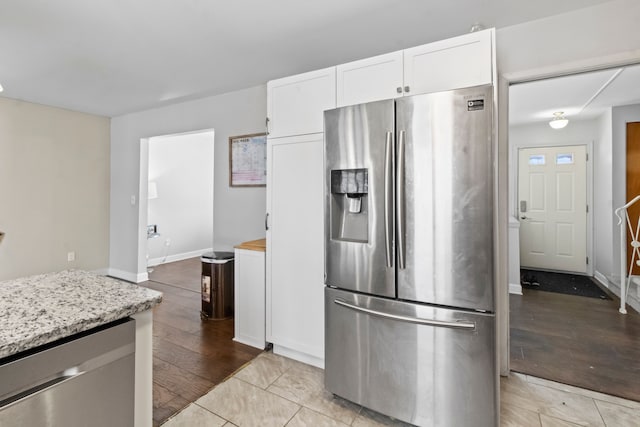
594, 271, 640, 314
509, 283, 523, 295
108, 268, 148, 284
508, 216, 522, 295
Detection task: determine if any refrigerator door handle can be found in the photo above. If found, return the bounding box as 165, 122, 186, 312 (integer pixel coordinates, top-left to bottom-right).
384, 131, 394, 268
333, 298, 476, 330
396, 130, 406, 269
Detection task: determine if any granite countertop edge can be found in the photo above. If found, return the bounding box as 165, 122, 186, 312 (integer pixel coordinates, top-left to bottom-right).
0, 270, 162, 359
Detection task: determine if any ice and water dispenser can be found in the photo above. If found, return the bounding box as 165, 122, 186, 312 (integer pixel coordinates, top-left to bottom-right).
330, 168, 369, 243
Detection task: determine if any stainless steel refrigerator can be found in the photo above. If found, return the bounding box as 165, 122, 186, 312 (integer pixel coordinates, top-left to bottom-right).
324, 85, 497, 427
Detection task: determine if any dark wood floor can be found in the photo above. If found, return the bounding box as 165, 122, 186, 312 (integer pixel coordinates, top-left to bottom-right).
510, 286, 640, 402
142, 257, 262, 426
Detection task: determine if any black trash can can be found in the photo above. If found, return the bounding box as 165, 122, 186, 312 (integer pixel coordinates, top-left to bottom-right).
200, 251, 234, 320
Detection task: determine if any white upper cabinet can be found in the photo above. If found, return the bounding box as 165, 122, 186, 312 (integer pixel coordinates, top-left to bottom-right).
335, 28, 494, 107
404, 29, 493, 96
336, 51, 404, 107
267, 67, 336, 139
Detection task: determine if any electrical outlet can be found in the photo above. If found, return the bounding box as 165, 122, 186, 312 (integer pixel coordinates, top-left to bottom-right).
165, 238, 171, 246
67, 251, 75, 262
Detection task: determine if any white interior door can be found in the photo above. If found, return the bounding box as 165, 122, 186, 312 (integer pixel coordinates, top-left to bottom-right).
518, 145, 587, 273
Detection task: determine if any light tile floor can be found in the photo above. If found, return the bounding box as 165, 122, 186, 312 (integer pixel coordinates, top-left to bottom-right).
162, 351, 640, 427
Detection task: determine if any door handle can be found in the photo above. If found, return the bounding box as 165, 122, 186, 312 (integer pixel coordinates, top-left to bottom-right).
384, 131, 394, 268
334, 299, 476, 330
520, 215, 528, 220
396, 130, 406, 270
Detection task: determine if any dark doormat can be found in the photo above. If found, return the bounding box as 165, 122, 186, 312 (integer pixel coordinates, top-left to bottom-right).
520, 269, 611, 300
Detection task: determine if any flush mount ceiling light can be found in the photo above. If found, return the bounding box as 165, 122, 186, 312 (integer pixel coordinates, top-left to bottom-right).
549, 112, 569, 129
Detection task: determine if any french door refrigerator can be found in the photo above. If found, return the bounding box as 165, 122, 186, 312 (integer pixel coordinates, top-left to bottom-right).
324, 85, 497, 427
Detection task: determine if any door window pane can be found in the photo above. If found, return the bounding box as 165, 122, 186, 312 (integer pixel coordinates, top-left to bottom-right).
528, 154, 545, 165
556, 153, 574, 164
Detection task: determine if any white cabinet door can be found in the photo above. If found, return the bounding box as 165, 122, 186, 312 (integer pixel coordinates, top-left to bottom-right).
267, 67, 336, 138
404, 28, 493, 96
336, 51, 403, 107
234, 248, 266, 349
266, 134, 324, 365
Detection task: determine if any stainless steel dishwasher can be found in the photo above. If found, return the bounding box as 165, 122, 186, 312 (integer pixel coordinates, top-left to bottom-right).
0, 318, 135, 427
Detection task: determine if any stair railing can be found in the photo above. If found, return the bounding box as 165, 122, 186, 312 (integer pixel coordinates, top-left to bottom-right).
614, 194, 640, 314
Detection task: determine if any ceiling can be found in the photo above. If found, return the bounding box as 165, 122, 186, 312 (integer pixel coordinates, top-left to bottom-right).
0, 0, 616, 117
510, 63, 640, 126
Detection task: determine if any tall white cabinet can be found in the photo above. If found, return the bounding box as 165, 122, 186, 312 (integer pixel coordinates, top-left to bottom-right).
266, 69, 335, 367
265, 28, 496, 368
266, 134, 326, 367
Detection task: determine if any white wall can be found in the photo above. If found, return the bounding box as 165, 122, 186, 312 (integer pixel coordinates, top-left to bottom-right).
594, 109, 614, 281
110, 85, 266, 281
611, 103, 640, 279
147, 131, 214, 264
0, 97, 110, 281
497, 0, 640, 78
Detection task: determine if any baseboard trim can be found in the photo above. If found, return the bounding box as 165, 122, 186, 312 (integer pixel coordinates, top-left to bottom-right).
593, 270, 640, 313
108, 268, 148, 283
509, 283, 523, 295
593, 271, 609, 288
148, 248, 212, 267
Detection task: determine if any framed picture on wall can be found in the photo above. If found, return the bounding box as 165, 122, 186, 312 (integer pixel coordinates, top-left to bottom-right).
229, 133, 267, 187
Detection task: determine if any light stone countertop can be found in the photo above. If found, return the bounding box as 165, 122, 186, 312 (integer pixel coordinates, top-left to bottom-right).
0, 269, 162, 359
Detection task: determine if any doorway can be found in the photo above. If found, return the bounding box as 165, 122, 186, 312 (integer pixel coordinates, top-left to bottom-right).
138, 129, 215, 280
507, 65, 640, 401
518, 145, 587, 273
626, 122, 640, 276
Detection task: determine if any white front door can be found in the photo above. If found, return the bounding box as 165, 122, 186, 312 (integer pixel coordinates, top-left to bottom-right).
518, 145, 587, 273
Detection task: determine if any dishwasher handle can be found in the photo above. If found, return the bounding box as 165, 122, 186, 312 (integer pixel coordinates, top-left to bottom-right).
0, 368, 82, 410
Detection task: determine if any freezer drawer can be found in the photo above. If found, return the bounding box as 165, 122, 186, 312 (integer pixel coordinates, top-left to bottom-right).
0, 319, 135, 427
325, 287, 497, 427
